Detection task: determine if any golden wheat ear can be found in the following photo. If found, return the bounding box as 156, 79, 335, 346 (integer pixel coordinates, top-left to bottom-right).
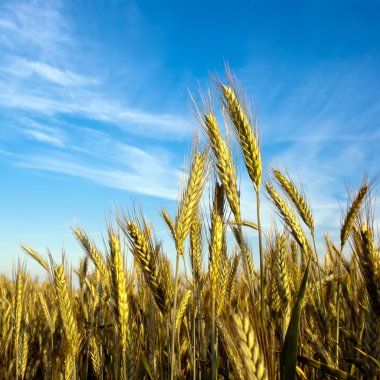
108, 230, 132, 378
190, 213, 203, 283
175, 149, 207, 254
203, 112, 241, 223
265, 182, 309, 256
52, 259, 80, 380
219, 80, 262, 191
72, 227, 110, 286
272, 168, 314, 234
218, 311, 269, 380
120, 213, 169, 314
13, 264, 25, 380
340, 179, 369, 250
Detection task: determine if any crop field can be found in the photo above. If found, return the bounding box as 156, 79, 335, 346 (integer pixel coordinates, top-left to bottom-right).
0, 74, 379, 379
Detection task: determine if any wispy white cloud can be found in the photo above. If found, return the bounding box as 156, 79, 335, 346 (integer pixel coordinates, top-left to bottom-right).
16, 152, 180, 200
18, 118, 66, 146
0, 113, 182, 199
23, 129, 64, 147
0, 89, 192, 138
4, 58, 99, 87
0, 0, 192, 207
0, 0, 192, 140
0, 0, 69, 55
0, 18, 16, 30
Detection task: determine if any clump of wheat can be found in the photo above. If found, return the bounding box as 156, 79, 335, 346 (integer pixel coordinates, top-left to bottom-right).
0, 70, 378, 380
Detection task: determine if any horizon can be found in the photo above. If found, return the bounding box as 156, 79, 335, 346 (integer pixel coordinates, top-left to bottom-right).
1, 0, 379, 278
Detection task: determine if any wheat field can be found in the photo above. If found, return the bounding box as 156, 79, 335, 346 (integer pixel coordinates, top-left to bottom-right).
1, 72, 379, 379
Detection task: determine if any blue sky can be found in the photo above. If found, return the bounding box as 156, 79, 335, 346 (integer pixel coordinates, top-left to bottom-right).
0, 0, 379, 277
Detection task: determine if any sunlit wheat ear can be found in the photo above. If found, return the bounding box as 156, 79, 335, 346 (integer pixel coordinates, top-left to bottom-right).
162, 209, 177, 242
265, 182, 309, 256
217, 254, 229, 315
233, 314, 269, 380
190, 214, 202, 283
176, 290, 192, 329
175, 149, 207, 253
352, 222, 380, 314
324, 233, 337, 267
122, 218, 168, 314
209, 182, 226, 294
210, 210, 223, 296
217, 317, 246, 380
227, 252, 240, 300
22, 245, 50, 273
220, 84, 262, 191
13, 266, 24, 380
89, 335, 102, 379
73, 227, 110, 285
287, 241, 302, 301
269, 261, 281, 316
203, 112, 241, 222
272, 168, 314, 234
159, 254, 174, 303
65, 352, 75, 380
109, 231, 130, 357
274, 234, 291, 323
53, 262, 80, 360
340, 180, 369, 250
